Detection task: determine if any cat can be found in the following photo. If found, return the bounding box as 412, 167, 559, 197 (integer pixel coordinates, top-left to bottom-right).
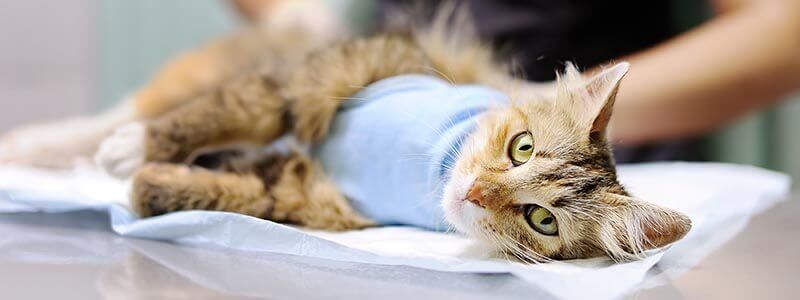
0, 0, 342, 168
1, 4, 690, 262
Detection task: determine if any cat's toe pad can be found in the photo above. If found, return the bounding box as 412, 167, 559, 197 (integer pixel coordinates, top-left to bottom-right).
95, 122, 146, 178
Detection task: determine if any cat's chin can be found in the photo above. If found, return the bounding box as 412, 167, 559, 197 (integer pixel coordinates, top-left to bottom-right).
446, 199, 487, 235
442, 176, 487, 236
442, 172, 475, 235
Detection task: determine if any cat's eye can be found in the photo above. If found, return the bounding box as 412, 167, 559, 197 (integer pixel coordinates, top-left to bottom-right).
509, 132, 534, 166
525, 205, 558, 235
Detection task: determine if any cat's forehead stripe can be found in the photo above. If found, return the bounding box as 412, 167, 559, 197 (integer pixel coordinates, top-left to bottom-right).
528, 150, 623, 208
551, 197, 570, 207
535, 151, 554, 159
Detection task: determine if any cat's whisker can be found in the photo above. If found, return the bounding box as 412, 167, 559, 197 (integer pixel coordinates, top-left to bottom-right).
443, 219, 457, 233
403, 177, 449, 214
496, 237, 528, 263
492, 229, 553, 263
480, 228, 528, 263
508, 243, 550, 264
493, 232, 540, 263
500, 233, 553, 263
405, 112, 449, 138
484, 230, 514, 262
478, 228, 507, 257
507, 244, 541, 263
416, 65, 456, 86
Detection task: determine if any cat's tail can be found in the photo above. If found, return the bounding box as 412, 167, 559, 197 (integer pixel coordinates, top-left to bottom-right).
409, 2, 556, 97
410, 2, 504, 85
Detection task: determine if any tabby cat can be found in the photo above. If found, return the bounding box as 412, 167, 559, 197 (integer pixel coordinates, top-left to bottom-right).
2, 4, 690, 262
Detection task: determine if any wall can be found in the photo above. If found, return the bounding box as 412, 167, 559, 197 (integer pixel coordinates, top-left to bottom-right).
97, 0, 236, 108
0, 0, 95, 130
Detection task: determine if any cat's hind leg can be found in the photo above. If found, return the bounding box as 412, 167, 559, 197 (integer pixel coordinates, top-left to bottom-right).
132, 163, 272, 219
131, 152, 373, 230
264, 152, 375, 230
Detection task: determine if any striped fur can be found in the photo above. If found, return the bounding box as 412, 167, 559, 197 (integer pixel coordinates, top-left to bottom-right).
442, 63, 691, 261
106, 3, 690, 261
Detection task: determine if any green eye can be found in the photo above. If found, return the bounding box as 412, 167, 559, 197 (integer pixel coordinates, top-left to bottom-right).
509, 132, 534, 166
526, 205, 558, 235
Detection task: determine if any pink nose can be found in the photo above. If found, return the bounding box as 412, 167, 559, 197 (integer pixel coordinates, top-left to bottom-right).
465, 182, 486, 208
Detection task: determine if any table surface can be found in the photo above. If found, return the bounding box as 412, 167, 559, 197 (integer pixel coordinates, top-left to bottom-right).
0, 193, 798, 299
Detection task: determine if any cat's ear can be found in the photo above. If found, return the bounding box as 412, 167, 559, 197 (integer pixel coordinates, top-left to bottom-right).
583, 62, 629, 141
601, 193, 691, 257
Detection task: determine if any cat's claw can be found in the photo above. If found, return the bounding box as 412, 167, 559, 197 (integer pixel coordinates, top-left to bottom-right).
95, 122, 146, 179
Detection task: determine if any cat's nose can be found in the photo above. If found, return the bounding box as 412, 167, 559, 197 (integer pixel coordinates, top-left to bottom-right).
465, 182, 486, 208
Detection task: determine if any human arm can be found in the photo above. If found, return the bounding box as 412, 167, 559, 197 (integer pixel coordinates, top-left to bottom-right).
607, 0, 800, 145
229, 0, 276, 22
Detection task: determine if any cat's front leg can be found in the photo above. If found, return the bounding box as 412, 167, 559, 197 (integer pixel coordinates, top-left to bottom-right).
94, 121, 148, 178
96, 74, 288, 178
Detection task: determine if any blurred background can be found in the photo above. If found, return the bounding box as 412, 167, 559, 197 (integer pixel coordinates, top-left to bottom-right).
1, 0, 799, 178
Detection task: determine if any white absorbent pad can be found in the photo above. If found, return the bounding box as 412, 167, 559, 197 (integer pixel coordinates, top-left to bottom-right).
0, 162, 790, 299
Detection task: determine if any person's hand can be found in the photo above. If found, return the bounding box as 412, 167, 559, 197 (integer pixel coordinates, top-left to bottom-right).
229, 0, 276, 22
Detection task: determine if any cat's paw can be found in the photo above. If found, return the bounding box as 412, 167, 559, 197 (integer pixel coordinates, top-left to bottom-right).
95, 122, 147, 179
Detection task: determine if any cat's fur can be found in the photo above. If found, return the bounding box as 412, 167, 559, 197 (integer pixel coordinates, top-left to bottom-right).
1, 4, 690, 262
441, 64, 691, 261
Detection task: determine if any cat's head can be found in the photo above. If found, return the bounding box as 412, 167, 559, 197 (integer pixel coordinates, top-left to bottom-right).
442, 63, 691, 261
